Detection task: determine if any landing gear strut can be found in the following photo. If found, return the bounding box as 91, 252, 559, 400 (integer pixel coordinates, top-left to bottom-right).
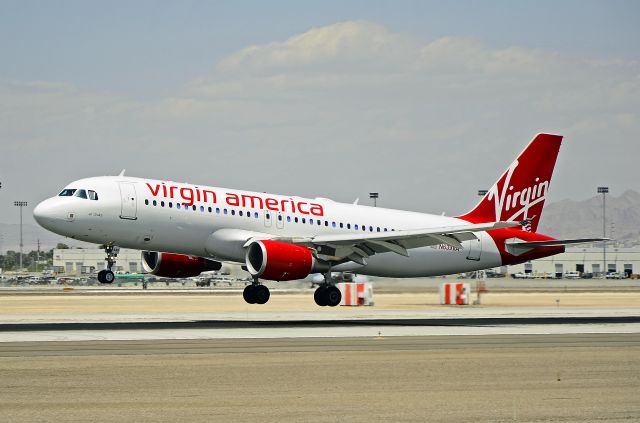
314, 272, 341, 307
243, 279, 270, 304
97, 244, 119, 284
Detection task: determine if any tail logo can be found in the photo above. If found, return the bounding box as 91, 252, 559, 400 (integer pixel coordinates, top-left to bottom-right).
487, 159, 549, 222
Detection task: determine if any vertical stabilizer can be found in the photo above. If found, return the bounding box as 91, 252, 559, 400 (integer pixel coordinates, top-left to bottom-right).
457, 133, 563, 232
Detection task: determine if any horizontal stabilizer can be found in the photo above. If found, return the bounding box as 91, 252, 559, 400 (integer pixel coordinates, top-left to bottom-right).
508, 238, 608, 248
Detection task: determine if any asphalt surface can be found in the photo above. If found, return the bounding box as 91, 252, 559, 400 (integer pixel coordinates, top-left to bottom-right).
1, 334, 639, 422
2, 315, 640, 332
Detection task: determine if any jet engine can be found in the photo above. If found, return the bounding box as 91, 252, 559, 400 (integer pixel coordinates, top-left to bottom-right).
141, 251, 222, 278
245, 240, 329, 281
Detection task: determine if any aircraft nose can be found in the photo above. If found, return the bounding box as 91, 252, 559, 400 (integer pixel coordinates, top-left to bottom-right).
33, 198, 61, 229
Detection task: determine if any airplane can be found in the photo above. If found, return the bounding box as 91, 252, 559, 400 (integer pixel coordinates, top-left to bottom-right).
33, 133, 603, 306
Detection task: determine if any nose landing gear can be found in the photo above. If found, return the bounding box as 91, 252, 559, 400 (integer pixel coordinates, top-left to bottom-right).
97, 244, 119, 284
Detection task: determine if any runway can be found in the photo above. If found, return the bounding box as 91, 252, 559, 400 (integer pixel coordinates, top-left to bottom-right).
1, 291, 639, 421
1, 334, 639, 422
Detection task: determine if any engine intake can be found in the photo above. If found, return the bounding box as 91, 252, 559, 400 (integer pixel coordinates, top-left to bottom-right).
245, 240, 328, 281
142, 251, 221, 278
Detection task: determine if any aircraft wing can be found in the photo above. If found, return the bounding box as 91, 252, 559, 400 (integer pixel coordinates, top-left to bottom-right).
267, 221, 520, 264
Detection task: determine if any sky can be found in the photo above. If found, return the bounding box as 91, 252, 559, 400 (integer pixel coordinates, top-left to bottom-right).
1, 0, 639, 242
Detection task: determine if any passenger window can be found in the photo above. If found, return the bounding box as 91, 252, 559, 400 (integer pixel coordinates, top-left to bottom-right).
317, 220, 321, 226
224, 209, 228, 214
355, 224, 358, 230
208, 207, 212, 213
265, 213, 270, 219
177, 203, 181, 209
88, 190, 98, 200
339, 223, 343, 228
369, 226, 373, 232
58, 189, 77, 197
324, 221, 328, 226
278, 215, 282, 221
239, 211, 243, 216
231, 210, 235, 215
287, 216, 291, 222
161, 201, 165, 207
216, 208, 220, 214
362, 226, 366, 231
200, 206, 205, 212
332, 222, 336, 228
347, 223, 351, 229
294, 217, 299, 223
169, 202, 173, 208
384, 228, 387, 232
377, 227, 380, 232
153, 200, 157, 206
254, 212, 259, 218
75, 189, 88, 199
302, 218, 306, 223
310, 219, 314, 224
145, 199, 149, 205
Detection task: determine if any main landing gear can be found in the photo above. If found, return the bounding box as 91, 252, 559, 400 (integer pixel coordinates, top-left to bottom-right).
97, 244, 119, 284
243, 279, 270, 305
314, 273, 341, 307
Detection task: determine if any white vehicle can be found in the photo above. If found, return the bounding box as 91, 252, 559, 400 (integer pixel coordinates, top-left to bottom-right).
564, 271, 581, 279
33, 133, 603, 306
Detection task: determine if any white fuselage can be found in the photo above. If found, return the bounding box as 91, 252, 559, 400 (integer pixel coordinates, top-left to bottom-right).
34, 176, 505, 277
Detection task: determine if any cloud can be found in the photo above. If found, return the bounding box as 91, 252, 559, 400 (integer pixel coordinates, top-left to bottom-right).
1, 20, 639, 234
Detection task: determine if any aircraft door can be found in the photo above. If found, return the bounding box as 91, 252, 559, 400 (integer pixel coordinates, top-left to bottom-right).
119, 183, 137, 220
466, 233, 482, 261
276, 212, 284, 229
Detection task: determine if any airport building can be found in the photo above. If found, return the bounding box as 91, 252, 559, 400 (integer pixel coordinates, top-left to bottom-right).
53, 248, 144, 275
507, 246, 640, 277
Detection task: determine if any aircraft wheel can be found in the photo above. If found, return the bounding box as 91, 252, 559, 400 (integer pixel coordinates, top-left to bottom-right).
98, 270, 114, 284
254, 285, 270, 304
314, 286, 329, 307
326, 286, 342, 307
243, 284, 257, 304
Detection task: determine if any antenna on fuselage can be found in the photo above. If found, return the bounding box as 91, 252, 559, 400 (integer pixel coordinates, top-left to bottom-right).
118, 169, 126, 177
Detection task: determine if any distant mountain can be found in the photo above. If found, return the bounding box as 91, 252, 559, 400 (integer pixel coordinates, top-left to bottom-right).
0, 223, 92, 253
538, 190, 640, 244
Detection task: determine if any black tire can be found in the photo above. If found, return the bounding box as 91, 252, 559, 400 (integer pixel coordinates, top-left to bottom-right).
103, 270, 115, 284
243, 285, 257, 304
254, 285, 270, 305
314, 286, 329, 307
326, 286, 342, 307
97, 270, 106, 284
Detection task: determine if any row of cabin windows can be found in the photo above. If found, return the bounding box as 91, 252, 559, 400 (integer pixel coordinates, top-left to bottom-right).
143, 199, 395, 233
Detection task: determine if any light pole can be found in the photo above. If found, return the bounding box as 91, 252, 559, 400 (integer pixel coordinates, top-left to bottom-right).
369, 192, 379, 207
14, 201, 27, 271
597, 187, 608, 276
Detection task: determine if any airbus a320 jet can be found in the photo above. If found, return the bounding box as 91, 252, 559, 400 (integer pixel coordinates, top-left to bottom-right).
34, 133, 602, 306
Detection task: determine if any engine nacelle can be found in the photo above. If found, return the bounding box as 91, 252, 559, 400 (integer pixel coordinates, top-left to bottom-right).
245, 240, 329, 281
141, 251, 222, 278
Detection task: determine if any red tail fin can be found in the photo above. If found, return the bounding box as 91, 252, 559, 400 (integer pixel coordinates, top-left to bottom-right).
457, 133, 563, 232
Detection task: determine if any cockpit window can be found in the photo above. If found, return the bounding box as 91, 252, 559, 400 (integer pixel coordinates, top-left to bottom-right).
59, 189, 77, 196
74, 189, 87, 199
88, 190, 98, 200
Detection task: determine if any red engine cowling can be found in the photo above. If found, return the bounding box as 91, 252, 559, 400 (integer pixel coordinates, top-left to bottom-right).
246, 240, 324, 281
142, 252, 221, 278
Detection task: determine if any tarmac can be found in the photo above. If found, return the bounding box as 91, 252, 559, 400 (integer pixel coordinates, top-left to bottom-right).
0, 285, 639, 422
